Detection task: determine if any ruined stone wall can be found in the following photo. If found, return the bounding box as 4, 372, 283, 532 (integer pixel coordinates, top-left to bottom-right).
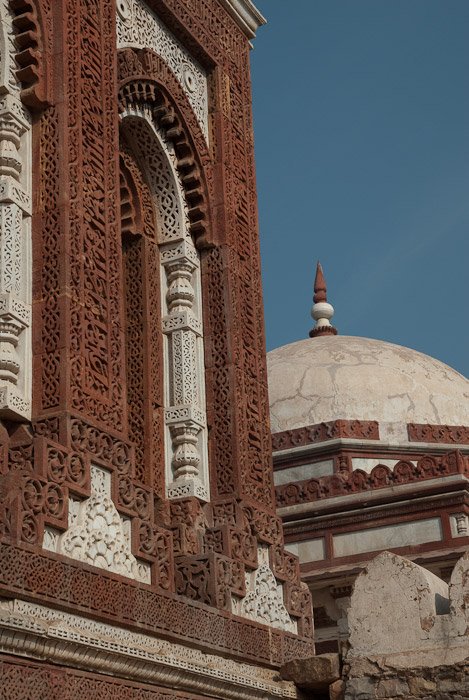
343, 659, 469, 700
341, 550, 469, 700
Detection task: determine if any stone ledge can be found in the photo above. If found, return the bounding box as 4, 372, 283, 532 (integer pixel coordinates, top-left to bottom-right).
218, 0, 266, 39
0, 599, 301, 700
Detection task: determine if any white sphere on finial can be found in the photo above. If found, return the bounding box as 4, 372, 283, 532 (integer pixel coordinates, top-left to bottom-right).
311, 301, 334, 324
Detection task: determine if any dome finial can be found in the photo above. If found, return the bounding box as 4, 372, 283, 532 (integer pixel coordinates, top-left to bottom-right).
309, 261, 338, 338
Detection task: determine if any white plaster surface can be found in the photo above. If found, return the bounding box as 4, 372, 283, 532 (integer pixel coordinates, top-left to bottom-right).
284, 538, 325, 562
345, 550, 469, 672
333, 518, 442, 558
274, 460, 333, 485
267, 336, 469, 433
347, 551, 450, 658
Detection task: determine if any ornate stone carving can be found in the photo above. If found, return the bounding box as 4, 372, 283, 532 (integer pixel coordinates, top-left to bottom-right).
408, 422, 469, 445
0, 599, 300, 700
44, 463, 150, 584
116, 0, 209, 139
0, 4, 32, 420
271, 420, 380, 452
232, 547, 297, 633
275, 450, 467, 508
0, 541, 314, 665
120, 106, 209, 502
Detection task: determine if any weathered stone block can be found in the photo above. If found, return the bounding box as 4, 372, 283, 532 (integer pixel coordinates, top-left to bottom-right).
329, 679, 345, 700
348, 551, 449, 657
280, 653, 341, 690
345, 677, 376, 699
408, 677, 436, 695
376, 678, 409, 697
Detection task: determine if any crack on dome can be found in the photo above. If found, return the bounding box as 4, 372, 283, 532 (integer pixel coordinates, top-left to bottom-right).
267, 336, 469, 430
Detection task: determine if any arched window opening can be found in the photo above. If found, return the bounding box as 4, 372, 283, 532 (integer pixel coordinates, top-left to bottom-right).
119, 105, 209, 501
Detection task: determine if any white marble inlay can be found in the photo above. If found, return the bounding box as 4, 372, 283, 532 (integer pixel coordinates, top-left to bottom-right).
120, 105, 209, 502
274, 460, 334, 486
44, 464, 151, 584
0, 599, 301, 700
0, 3, 33, 420
284, 538, 325, 563
232, 546, 297, 633
333, 518, 443, 559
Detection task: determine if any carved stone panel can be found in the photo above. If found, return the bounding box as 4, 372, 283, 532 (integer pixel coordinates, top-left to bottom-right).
232, 546, 298, 633
44, 463, 151, 584
116, 0, 209, 140
0, 5, 32, 420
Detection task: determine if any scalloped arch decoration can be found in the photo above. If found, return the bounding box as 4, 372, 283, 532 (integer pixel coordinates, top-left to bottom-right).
118, 47, 214, 249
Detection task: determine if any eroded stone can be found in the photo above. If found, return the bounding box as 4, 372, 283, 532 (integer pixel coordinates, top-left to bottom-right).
280, 653, 341, 690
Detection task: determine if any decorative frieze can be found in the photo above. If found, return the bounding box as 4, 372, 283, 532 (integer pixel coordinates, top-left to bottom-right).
0, 599, 300, 700
408, 423, 469, 445
116, 0, 209, 140
276, 450, 467, 508
271, 420, 380, 452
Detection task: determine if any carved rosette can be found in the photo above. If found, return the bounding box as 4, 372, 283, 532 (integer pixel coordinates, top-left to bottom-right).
0, 8, 32, 420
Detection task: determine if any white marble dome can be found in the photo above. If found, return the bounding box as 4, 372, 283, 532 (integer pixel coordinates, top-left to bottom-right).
267, 336, 469, 436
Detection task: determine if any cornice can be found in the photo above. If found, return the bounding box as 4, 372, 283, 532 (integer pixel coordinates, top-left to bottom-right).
0, 599, 301, 700
218, 0, 266, 39
273, 439, 469, 465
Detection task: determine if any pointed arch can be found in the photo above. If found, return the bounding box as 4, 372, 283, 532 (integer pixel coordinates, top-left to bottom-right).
119, 102, 209, 501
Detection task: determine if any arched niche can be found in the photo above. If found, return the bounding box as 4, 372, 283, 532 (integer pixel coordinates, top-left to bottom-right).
119, 104, 209, 501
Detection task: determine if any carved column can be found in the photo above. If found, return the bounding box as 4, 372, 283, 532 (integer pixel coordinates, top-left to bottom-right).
0, 18, 32, 420
162, 238, 208, 501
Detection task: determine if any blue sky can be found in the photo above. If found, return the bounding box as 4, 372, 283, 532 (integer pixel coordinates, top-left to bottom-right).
250, 0, 469, 378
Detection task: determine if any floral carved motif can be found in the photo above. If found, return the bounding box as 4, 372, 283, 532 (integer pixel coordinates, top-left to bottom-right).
120, 141, 165, 491
0, 1, 33, 420
117, 47, 212, 247
271, 420, 380, 452
44, 464, 150, 584
0, 0, 314, 656
0, 542, 314, 664
0, 599, 302, 700
120, 103, 209, 501
408, 423, 469, 445
232, 547, 297, 633
275, 450, 468, 507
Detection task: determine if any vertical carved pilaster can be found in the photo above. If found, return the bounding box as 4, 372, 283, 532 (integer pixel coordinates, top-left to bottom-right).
0, 86, 32, 419
162, 239, 208, 501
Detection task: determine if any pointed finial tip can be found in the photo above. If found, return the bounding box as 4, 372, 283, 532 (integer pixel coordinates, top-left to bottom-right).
309, 260, 338, 338
313, 260, 327, 303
